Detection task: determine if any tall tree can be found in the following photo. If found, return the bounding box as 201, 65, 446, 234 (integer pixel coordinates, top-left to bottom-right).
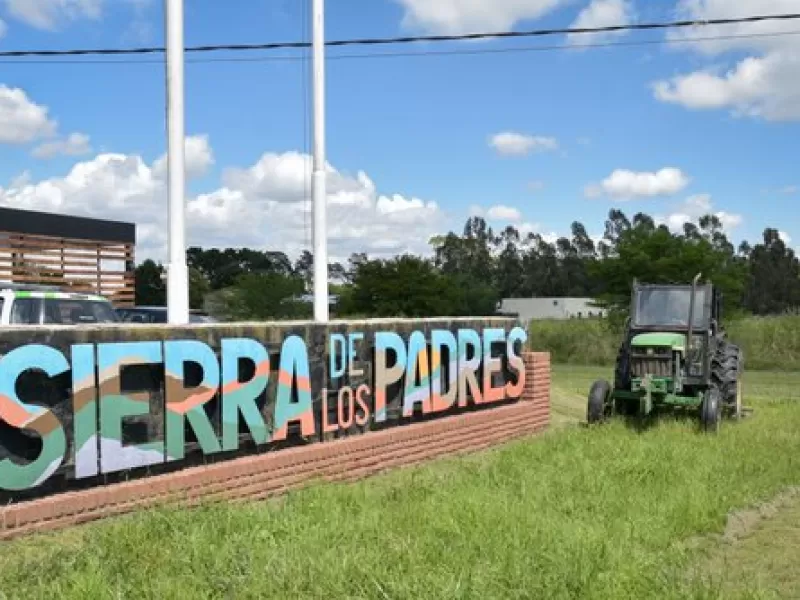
744, 228, 800, 315
134, 259, 166, 306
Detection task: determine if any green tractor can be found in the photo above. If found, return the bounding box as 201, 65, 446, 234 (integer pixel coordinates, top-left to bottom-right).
587, 273, 744, 432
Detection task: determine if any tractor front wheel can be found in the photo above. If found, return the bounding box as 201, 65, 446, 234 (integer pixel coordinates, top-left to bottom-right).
700, 387, 722, 433
587, 379, 612, 425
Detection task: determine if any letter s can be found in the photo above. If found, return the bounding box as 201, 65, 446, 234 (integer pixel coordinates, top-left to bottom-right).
0, 345, 69, 491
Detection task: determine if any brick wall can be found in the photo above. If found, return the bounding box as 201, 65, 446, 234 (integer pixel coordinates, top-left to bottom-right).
0, 351, 551, 541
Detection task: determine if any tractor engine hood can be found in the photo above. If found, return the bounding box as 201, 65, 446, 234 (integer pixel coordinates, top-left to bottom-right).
630, 332, 686, 351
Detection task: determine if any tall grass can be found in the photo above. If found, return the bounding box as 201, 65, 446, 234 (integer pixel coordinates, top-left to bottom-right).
1, 369, 799, 598
529, 314, 800, 371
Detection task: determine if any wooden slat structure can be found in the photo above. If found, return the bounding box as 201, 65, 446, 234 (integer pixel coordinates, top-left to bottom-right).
0, 207, 136, 307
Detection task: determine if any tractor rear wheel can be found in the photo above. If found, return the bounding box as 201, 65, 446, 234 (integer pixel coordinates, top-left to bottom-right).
587, 379, 611, 424
712, 340, 743, 418
613, 343, 629, 391
700, 387, 722, 433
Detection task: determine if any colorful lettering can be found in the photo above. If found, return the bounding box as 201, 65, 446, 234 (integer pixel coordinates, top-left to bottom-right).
273, 335, 316, 440
0, 345, 69, 491
164, 340, 222, 460
97, 341, 166, 474
220, 338, 270, 451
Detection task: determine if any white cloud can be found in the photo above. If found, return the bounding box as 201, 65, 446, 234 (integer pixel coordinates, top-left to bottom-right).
395, 0, 568, 35
779, 231, 792, 245
4, 0, 103, 30
0, 18, 7, 38
0, 139, 448, 263
779, 185, 798, 195
652, 0, 800, 121
656, 194, 743, 233
585, 167, 690, 199
489, 131, 558, 156
32, 132, 92, 159
486, 204, 523, 222
152, 134, 215, 180
0, 85, 57, 144
567, 0, 634, 46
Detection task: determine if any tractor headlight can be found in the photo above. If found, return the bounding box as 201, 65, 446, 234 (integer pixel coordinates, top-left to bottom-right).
687, 335, 704, 375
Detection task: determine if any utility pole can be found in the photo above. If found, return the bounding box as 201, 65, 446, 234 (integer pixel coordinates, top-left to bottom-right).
164, 0, 189, 324
312, 0, 329, 323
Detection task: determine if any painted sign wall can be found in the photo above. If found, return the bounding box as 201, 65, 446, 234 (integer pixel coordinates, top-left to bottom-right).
0, 319, 527, 500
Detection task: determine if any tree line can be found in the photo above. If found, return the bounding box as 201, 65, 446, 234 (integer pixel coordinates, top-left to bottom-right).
134, 208, 800, 320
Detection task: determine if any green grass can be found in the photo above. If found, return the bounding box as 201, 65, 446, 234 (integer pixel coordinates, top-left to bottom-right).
529, 314, 800, 370
0, 368, 799, 599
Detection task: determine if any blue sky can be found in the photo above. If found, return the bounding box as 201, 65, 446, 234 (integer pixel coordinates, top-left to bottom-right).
0, 0, 798, 262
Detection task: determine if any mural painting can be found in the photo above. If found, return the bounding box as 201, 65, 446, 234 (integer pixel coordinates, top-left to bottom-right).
0, 322, 528, 499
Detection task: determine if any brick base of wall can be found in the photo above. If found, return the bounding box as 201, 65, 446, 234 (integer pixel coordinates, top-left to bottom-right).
0, 352, 551, 541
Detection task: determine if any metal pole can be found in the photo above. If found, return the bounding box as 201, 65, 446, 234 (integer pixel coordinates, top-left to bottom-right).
312, 0, 329, 322
164, 0, 189, 324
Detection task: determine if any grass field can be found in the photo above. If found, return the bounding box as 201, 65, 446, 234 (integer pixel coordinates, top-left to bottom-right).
530, 314, 800, 371
0, 367, 799, 599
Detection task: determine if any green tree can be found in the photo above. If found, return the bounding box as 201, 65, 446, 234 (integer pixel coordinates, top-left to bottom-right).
134, 259, 166, 306
223, 272, 308, 321
589, 209, 746, 315
338, 254, 498, 318
744, 228, 800, 315
189, 267, 211, 310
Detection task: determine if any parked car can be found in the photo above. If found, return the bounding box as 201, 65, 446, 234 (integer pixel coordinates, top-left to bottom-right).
0, 283, 120, 325
115, 306, 218, 324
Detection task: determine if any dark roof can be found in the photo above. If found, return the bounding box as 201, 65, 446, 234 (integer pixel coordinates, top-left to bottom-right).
0, 206, 135, 245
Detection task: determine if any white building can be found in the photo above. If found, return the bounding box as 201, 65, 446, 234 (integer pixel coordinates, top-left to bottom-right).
497, 297, 607, 323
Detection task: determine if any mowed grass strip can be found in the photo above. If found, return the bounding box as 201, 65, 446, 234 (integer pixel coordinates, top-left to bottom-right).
0, 368, 798, 599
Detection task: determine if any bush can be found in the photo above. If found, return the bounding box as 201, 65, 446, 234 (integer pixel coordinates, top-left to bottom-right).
529, 314, 800, 371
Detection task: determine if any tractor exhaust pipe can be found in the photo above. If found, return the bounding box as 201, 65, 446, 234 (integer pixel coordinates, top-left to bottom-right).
686, 272, 702, 360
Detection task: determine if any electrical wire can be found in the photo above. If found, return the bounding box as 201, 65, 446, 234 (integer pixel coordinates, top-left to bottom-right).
2, 28, 798, 66
0, 12, 798, 59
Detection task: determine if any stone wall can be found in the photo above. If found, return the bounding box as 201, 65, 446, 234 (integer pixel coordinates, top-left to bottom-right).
0, 351, 550, 540
0, 318, 533, 504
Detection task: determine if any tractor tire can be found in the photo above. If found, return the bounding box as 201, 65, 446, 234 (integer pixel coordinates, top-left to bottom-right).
587, 379, 611, 425
613, 343, 629, 391
700, 387, 722, 433
711, 340, 743, 417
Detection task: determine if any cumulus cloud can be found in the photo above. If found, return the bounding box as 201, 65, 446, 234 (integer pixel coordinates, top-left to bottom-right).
779, 231, 792, 245
32, 132, 92, 159
656, 194, 743, 233
489, 131, 558, 156
395, 0, 568, 35
4, 0, 103, 30
584, 167, 690, 199
152, 134, 215, 180
0, 138, 448, 264
567, 0, 634, 46
0, 85, 58, 144
652, 0, 800, 121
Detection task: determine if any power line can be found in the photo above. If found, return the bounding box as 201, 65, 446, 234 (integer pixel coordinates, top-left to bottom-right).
0, 12, 798, 59
2, 28, 798, 66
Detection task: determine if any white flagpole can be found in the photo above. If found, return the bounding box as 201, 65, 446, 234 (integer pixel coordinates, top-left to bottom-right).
164, 0, 189, 324
311, 0, 329, 322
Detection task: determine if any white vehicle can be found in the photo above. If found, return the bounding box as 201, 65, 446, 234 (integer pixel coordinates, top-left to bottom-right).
0, 283, 120, 326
